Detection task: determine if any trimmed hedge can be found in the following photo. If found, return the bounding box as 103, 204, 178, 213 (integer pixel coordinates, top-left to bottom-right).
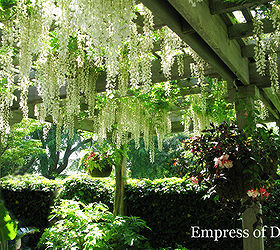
0, 174, 59, 227
125, 178, 242, 249
1, 174, 279, 249
58, 174, 114, 210
0, 175, 60, 248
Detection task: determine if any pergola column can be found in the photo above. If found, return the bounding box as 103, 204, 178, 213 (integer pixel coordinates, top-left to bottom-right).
234, 86, 264, 250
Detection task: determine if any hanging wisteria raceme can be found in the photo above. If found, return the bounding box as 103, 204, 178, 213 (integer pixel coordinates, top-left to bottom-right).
29, 0, 152, 149
34, 103, 47, 124
253, 3, 280, 93
253, 17, 266, 77
128, 21, 141, 89
255, 100, 269, 121
0, 45, 15, 134
160, 27, 183, 80
17, 0, 53, 118
95, 97, 171, 162
138, 5, 154, 93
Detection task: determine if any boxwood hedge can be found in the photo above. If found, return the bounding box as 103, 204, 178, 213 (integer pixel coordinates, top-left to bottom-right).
125, 178, 242, 249
58, 174, 114, 210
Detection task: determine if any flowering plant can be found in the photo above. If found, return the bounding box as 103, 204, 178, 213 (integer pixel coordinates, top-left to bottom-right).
79, 148, 115, 177
183, 122, 279, 200
247, 187, 269, 200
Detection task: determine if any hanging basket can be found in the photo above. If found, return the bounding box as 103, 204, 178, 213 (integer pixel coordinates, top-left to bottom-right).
88, 164, 112, 177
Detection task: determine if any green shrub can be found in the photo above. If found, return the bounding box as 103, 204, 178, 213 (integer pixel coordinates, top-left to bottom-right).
263, 179, 280, 249
0, 174, 59, 192
39, 200, 151, 249
58, 174, 114, 210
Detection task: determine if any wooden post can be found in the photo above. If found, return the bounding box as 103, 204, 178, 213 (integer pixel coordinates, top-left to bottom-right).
234, 86, 264, 250
113, 154, 127, 217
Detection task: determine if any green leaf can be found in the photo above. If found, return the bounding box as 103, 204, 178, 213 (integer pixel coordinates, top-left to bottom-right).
0, 199, 17, 242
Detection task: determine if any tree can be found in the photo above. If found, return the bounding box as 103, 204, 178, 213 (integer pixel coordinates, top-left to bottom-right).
29, 125, 92, 179
128, 134, 187, 179
0, 119, 43, 177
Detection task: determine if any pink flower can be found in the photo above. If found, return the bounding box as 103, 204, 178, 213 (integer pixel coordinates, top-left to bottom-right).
247, 188, 269, 199
190, 176, 198, 184
224, 160, 233, 169
214, 157, 221, 168
247, 189, 260, 198
213, 154, 233, 169
259, 187, 269, 198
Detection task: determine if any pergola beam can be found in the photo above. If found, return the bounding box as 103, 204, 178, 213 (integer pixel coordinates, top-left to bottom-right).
241, 9, 254, 22
241, 44, 255, 58
166, 0, 250, 85
241, 43, 280, 58
11, 77, 203, 110
262, 88, 280, 114
11, 55, 199, 107
140, 0, 245, 85
228, 19, 274, 39
209, 0, 270, 15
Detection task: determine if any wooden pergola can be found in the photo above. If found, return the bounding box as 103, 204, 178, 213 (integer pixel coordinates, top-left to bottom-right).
9, 1, 278, 249
10, 0, 280, 130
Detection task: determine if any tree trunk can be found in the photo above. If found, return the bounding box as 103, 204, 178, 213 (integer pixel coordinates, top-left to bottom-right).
113, 155, 127, 217
15, 156, 37, 175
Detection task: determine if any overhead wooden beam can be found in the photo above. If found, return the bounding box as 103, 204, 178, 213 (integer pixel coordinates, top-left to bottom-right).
262, 87, 280, 114
228, 19, 274, 39
140, 0, 243, 84
209, 0, 270, 15
12, 77, 203, 110
241, 9, 254, 22
220, 12, 246, 48
241, 44, 255, 58
11, 55, 199, 107
166, 0, 250, 85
